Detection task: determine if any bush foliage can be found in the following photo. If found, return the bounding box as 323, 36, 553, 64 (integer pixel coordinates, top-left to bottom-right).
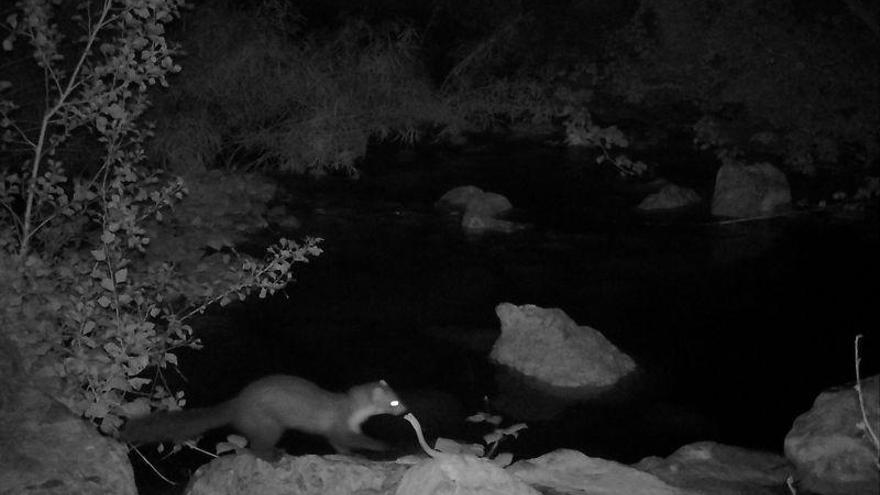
0, 0, 321, 436
150, 4, 452, 175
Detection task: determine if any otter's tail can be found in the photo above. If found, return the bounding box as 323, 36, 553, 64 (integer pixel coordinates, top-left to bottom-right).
120, 401, 235, 444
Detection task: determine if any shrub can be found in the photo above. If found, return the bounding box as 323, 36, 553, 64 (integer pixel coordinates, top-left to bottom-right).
150, 4, 451, 175
0, 0, 321, 435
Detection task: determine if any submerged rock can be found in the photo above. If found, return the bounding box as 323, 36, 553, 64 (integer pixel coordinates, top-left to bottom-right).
784, 374, 880, 495
711, 161, 791, 218
461, 211, 522, 234
489, 303, 636, 388
635, 441, 792, 495
638, 183, 701, 211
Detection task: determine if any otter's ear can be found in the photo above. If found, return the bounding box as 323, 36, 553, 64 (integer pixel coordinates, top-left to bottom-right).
379, 379, 388, 387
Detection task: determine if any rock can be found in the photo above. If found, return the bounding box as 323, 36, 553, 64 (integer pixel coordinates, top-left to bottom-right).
397, 453, 539, 495
711, 161, 791, 218
638, 183, 701, 211
186, 453, 407, 495
509, 449, 694, 495
0, 336, 136, 495
437, 186, 521, 234
461, 211, 521, 234
266, 205, 301, 230
784, 375, 880, 495
635, 441, 793, 495
465, 191, 513, 218
436, 185, 489, 212
489, 303, 637, 388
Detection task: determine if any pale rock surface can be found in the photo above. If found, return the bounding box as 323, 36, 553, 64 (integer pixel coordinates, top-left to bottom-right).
489, 303, 636, 388
185, 453, 407, 495
636, 441, 793, 495
396, 453, 539, 495
784, 374, 880, 495
0, 335, 136, 495
711, 161, 791, 218
509, 449, 696, 495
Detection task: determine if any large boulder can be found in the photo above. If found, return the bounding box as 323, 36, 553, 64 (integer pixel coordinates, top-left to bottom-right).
489, 303, 637, 388
509, 449, 694, 495
436, 186, 521, 234
711, 161, 791, 218
436, 186, 513, 217
784, 374, 879, 495
398, 452, 540, 495
186, 453, 407, 495
635, 441, 793, 495
0, 336, 136, 495
187, 447, 760, 495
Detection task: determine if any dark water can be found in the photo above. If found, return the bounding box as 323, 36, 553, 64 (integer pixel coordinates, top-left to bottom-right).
175, 142, 879, 467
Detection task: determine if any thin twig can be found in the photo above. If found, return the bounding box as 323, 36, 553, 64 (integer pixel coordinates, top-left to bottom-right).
131, 446, 178, 486
19, 0, 114, 257
853, 334, 880, 468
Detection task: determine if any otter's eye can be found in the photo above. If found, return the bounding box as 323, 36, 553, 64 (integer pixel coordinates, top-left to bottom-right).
390, 400, 400, 407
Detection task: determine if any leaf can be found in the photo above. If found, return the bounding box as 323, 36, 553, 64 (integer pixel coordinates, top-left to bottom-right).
91, 249, 106, 261
85, 401, 109, 418
120, 397, 151, 417
97, 295, 112, 307
492, 452, 514, 467
227, 434, 249, 448
100, 277, 115, 291
103, 342, 122, 356
106, 103, 125, 119
115, 268, 128, 283
128, 377, 151, 390
484, 431, 503, 444
215, 442, 237, 455
501, 423, 528, 437
434, 437, 466, 454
